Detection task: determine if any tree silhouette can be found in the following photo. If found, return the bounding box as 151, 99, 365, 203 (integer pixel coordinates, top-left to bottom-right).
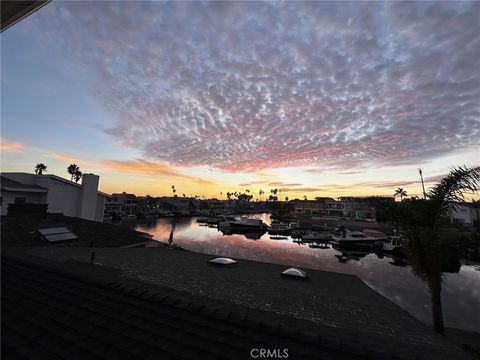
400, 165, 480, 334
394, 187, 408, 201
419, 168, 427, 199
74, 170, 82, 183
269, 188, 278, 201
67, 164, 80, 181
237, 193, 253, 202
35, 163, 47, 175
259, 189, 265, 201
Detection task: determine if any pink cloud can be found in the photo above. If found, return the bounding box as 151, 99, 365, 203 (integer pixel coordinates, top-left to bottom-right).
0, 139, 22, 152
31, 2, 480, 172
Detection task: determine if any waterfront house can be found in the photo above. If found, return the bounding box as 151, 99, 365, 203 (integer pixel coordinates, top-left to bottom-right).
451, 202, 480, 227
1, 172, 107, 222
291, 198, 344, 217
104, 195, 122, 219
110, 192, 138, 215
338, 196, 394, 221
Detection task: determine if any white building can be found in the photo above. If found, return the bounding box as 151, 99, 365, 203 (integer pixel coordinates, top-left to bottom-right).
451, 203, 480, 227
1, 172, 107, 222
110, 192, 138, 215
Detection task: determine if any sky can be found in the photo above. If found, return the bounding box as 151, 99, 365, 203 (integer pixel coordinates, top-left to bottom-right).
1, 1, 479, 200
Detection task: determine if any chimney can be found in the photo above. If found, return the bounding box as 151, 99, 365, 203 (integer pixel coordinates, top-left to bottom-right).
80, 173, 99, 220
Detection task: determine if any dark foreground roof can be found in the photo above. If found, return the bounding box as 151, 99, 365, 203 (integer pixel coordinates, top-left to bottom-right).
1, 215, 148, 248
2, 253, 371, 360
1, 1, 50, 32
2, 251, 470, 360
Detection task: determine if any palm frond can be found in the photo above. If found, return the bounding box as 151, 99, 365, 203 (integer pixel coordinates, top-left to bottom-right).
427, 166, 480, 228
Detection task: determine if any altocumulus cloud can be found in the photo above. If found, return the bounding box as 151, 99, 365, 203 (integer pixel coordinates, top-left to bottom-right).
30, 2, 480, 171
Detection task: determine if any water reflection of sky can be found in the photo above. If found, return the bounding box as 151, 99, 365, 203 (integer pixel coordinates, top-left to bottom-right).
136, 214, 480, 332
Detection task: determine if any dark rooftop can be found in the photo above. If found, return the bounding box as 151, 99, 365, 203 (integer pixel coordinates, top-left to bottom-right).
1, 176, 48, 192
1, 215, 149, 248
1, 251, 377, 360
2, 249, 471, 360
6, 246, 471, 360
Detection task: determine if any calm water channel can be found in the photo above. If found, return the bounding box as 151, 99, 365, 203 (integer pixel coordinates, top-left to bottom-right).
136, 213, 480, 332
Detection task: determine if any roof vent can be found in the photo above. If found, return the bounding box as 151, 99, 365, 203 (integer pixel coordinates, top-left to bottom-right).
207, 257, 237, 266
281, 267, 307, 279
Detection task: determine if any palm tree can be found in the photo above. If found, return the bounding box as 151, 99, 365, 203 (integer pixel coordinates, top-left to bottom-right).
34, 163, 47, 175
171, 185, 176, 196
270, 188, 278, 201
74, 170, 82, 183
394, 187, 407, 201
259, 189, 265, 201
419, 168, 427, 199
67, 164, 79, 181
400, 166, 480, 334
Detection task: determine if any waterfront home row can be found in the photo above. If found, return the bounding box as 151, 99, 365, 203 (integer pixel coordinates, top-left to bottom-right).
1, 172, 478, 226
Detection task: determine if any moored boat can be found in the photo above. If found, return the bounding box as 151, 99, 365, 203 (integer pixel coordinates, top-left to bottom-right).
268, 223, 292, 235
330, 229, 383, 246
377, 234, 404, 255
220, 217, 268, 230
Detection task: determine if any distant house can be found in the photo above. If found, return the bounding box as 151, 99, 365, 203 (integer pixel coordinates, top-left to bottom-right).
155, 196, 191, 215
338, 196, 394, 221
290, 198, 343, 217
110, 192, 138, 215
450, 203, 480, 227
104, 196, 122, 218
1, 172, 107, 222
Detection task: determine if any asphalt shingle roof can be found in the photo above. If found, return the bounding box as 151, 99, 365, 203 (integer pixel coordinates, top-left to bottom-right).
1, 253, 371, 360
1, 215, 148, 247
2, 250, 471, 360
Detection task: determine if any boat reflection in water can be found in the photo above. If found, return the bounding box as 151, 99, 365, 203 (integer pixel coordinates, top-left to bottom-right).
135, 214, 480, 333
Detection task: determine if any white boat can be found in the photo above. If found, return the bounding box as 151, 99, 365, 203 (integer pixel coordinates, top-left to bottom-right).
330, 229, 382, 245
268, 223, 292, 235
220, 217, 267, 230
379, 235, 404, 254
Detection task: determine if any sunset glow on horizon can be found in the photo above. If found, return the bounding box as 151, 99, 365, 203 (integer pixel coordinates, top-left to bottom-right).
1, 2, 479, 200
